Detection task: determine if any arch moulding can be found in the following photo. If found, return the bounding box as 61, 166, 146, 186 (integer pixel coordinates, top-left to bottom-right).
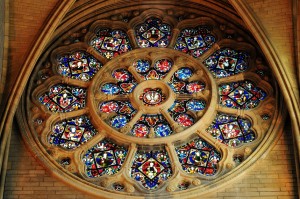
0, 0, 298, 198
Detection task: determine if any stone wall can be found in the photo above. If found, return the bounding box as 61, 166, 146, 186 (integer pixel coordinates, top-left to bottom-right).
0, 0, 5, 103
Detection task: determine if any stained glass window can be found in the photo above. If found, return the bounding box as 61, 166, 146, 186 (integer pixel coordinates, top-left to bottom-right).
168, 99, 206, 127
99, 100, 136, 129
132, 59, 172, 80
49, 115, 97, 149
176, 137, 221, 176
135, 18, 171, 48
175, 26, 216, 57
132, 114, 172, 137
131, 150, 172, 190
139, 88, 166, 106
206, 113, 256, 147
169, 67, 205, 94
57, 51, 103, 81
219, 80, 267, 109
82, 139, 127, 178
204, 48, 249, 78
91, 28, 132, 59
101, 69, 137, 95
39, 84, 86, 112
29, 12, 277, 197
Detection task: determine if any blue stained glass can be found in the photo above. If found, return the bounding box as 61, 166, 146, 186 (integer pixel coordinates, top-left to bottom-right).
133, 114, 173, 138
82, 139, 127, 178
135, 18, 172, 48
57, 51, 102, 81
133, 59, 151, 73
186, 99, 206, 111
169, 69, 205, 94
204, 48, 250, 78
102, 69, 137, 95
175, 26, 216, 57
219, 80, 267, 109
133, 59, 172, 80
101, 83, 120, 95
49, 115, 97, 150
176, 137, 221, 176
91, 28, 132, 59
131, 150, 172, 190
110, 115, 127, 129
206, 112, 256, 147
175, 67, 193, 81
154, 123, 172, 137
39, 84, 86, 113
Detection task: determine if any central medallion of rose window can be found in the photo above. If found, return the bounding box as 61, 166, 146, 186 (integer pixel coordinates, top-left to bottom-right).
91, 48, 212, 142
140, 88, 165, 106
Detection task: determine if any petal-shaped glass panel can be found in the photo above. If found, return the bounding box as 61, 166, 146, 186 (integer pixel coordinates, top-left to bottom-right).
169, 69, 205, 94
133, 59, 151, 73
139, 88, 166, 106
219, 80, 267, 109
101, 83, 120, 95
132, 114, 173, 138
100, 101, 137, 129
135, 18, 171, 48
175, 26, 216, 57
186, 99, 206, 111
91, 28, 132, 59
174, 67, 193, 81
206, 112, 256, 147
133, 59, 173, 80
57, 51, 103, 81
176, 137, 221, 176
39, 84, 86, 112
49, 115, 97, 149
82, 139, 127, 178
175, 113, 194, 127
204, 48, 249, 78
101, 69, 137, 95
131, 150, 172, 190
168, 99, 205, 127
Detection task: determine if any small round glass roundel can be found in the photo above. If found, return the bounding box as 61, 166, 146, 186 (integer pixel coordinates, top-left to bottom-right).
176, 114, 194, 127
133, 60, 151, 73
175, 67, 193, 81
100, 101, 119, 113
132, 124, 149, 137
186, 81, 205, 93
143, 90, 162, 105
186, 99, 206, 111
110, 115, 127, 129
154, 124, 172, 137
154, 59, 172, 73
112, 69, 131, 82
101, 83, 120, 95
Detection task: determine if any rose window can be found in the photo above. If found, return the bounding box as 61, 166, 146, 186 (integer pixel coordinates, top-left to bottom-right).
24, 11, 280, 198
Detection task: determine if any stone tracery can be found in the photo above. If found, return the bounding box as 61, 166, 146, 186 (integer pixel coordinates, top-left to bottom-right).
25, 9, 278, 197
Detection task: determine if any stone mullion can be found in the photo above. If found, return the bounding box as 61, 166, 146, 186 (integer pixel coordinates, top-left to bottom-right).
160, 108, 183, 133
121, 142, 137, 180
94, 93, 128, 101
128, 65, 144, 83
197, 43, 220, 63
120, 110, 144, 134
161, 64, 178, 83
86, 46, 108, 65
